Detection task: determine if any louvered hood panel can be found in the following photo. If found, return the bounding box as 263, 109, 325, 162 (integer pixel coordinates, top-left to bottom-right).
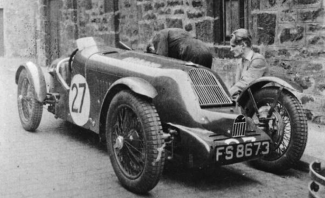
188, 69, 233, 107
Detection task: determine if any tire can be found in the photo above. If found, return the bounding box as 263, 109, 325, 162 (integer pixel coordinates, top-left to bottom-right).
17, 69, 43, 131
106, 90, 165, 193
245, 87, 308, 173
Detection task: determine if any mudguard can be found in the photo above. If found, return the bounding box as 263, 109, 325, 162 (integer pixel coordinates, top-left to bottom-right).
107, 77, 158, 99
237, 76, 303, 107
98, 77, 157, 136
15, 62, 47, 102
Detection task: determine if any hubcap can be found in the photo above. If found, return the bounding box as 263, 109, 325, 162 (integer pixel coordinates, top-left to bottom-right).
114, 136, 124, 150
256, 102, 291, 161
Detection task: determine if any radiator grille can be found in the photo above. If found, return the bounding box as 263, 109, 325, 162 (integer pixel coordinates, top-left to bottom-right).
232, 115, 246, 137
188, 69, 233, 106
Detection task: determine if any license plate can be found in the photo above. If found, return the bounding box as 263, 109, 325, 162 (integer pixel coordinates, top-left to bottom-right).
216, 141, 270, 162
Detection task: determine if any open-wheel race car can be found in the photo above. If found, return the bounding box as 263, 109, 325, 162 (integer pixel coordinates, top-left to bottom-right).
15, 37, 308, 194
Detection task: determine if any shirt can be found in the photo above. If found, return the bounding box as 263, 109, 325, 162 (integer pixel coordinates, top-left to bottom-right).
229, 50, 269, 96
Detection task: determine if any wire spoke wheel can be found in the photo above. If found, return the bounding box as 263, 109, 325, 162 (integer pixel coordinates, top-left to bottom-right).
20, 79, 33, 120
246, 87, 308, 173
252, 102, 291, 161
106, 90, 164, 193
272, 104, 291, 159
112, 106, 145, 178
17, 69, 43, 131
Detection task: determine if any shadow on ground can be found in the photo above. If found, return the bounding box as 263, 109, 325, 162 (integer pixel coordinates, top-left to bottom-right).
51, 120, 266, 192
52, 120, 107, 153
41, 118, 307, 196
162, 160, 263, 191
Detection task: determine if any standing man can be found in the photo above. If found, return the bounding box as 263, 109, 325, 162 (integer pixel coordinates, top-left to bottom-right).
147, 28, 213, 69
229, 29, 269, 98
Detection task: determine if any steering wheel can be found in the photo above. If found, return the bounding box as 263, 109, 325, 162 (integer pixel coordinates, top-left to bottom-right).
68, 49, 79, 72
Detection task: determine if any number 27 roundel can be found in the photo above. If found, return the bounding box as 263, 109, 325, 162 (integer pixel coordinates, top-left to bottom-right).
69, 74, 91, 126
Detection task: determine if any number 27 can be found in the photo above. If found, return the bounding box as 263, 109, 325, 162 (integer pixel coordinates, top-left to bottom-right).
71, 83, 86, 113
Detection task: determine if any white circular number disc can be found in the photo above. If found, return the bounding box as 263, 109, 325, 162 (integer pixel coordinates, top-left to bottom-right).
69, 74, 90, 126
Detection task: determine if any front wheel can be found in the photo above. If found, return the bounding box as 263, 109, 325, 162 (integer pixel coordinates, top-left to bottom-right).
245, 87, 308, 173
106, 90, 165, 194
17, 69, 43, 131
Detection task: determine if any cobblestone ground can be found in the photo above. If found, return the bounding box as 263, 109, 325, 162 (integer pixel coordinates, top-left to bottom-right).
0, 58, 310, 198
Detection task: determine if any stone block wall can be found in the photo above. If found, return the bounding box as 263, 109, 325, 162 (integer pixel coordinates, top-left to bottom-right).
250, 0, 325, 115
0, 0, 44, 61
50, 0, 325, 116
56, 0, 217, 61
57, 0, 117, 58
115, 0, 215, 50
2, 0, 324, 117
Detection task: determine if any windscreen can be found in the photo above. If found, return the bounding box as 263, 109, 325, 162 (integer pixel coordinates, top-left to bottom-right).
76, 37, 105, 51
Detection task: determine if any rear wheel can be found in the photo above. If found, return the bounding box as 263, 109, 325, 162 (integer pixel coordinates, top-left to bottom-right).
106, 90, 165, 193
17, 69, 43, 131
245, 87, 308, 173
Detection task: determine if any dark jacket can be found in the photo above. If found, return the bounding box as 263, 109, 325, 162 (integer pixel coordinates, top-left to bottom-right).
150, 28, 213, 68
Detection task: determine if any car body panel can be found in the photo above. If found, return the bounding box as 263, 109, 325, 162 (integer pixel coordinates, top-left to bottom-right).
84, 51, 239, 134
167, 122, 270, 167
35, 37, 274, 167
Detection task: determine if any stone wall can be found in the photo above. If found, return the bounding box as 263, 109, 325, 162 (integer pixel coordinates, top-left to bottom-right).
116, 0, 215, 50
0, 0, 44, 62
56, 0, 217, 62
2, 0, 324, 117
52, 0, 325, 117
250, 0, 325, 116
58, 0, 117, 57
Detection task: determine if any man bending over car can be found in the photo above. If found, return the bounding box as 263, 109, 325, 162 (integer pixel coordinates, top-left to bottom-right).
229, 28, 269, 98
146, 28, 213, 69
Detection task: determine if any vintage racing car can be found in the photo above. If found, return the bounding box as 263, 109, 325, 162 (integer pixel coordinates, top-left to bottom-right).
15, 37, 308, 193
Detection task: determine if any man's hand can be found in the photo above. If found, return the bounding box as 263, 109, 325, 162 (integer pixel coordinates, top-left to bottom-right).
231, 90, 242, 101
146, 44, 155, 54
